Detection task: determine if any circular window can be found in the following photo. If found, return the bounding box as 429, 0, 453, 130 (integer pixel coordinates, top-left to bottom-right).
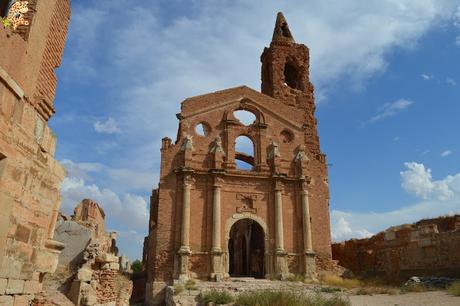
195, 122, 210, 136
280, 129, 294, 143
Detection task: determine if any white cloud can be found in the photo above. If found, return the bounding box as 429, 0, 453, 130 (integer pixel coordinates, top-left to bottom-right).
332, 162, 460, 242
446, 78, 457, 86
421, 73, 433, 80
366, 98, 414, 124
94, 117, 121, 134
441, 150, 452, 157
331, 216, 373, 241
59, 159, 151, 259
401, 162, 454, 200
60, 176, 148, 232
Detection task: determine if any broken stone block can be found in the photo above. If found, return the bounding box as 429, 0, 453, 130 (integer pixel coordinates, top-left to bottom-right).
23, 280, 41, 294
101, 263, 119, 270
96, 253, 118, 264
0, 295, 13, 306
33, 248, 59, 274
13, 294, 32, 306
0, 278, 7, 294
5, 279, 24, 295
77, 267, 93, 282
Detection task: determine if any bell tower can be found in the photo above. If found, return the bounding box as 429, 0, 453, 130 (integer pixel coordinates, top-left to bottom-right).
261, 12, 315, 110
261, 12, 319, 153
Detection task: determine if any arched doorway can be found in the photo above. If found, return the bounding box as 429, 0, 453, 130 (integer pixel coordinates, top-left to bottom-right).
228, 219, 264, 278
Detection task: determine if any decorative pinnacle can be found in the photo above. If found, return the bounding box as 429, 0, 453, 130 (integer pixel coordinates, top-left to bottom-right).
272, 12, 295, 43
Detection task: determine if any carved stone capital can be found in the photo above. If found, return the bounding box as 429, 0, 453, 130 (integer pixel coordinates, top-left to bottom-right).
274, 180, 284, 191
213, 176, 224, 187
183, 174, 196, 187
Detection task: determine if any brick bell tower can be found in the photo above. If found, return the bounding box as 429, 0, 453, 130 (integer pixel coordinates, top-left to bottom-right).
261, 12, 320, 154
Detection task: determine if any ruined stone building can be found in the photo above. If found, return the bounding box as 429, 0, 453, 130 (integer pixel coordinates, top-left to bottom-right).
0, 0, 70, 304
145, 13, 332, 304
332, 215, 460, 282
52, 199, 131, 306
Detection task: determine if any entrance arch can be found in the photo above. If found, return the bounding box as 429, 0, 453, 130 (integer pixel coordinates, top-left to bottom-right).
227, 218, 265, 278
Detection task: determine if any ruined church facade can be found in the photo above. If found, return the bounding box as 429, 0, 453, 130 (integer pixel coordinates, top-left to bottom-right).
145, 13, 332, 304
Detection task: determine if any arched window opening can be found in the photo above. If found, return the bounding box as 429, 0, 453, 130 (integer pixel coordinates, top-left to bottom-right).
234, 110, 256, 126
235, 135, 254, 170
284, 63, 300, 89
195, 122, 210, 136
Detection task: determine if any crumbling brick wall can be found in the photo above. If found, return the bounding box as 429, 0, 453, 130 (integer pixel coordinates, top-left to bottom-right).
53, 200, 132, 306
332, 215, 460, 282
0, 0, 70, 305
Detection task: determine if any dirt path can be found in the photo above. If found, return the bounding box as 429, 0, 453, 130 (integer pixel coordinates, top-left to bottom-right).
348, 291, 460, 306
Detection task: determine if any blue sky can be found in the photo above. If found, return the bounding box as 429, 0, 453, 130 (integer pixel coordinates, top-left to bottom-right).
50, 0, 460, 260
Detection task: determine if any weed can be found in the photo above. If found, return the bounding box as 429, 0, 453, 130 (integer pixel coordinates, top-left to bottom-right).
184, 279, 198, 290
448, 281, 460, 296
400, 283, 431, 294
201, 289, 234, 304
235, 290, 350, 306
173, 283, 184, 295
354, 287, 398, 295
320, 287, 341, 293
318, 272, 361, 289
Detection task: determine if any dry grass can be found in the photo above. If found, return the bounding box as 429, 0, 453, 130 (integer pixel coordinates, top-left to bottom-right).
319, 272, 362, 289
201, 289, 234, 304
285, 274, 306, 282
235, 290, 350, 306
448, 282, 460, 296
173, 283, 184, 295
184, 279, 198, 290
400, 283, 432, 294
355, 287, 399, 295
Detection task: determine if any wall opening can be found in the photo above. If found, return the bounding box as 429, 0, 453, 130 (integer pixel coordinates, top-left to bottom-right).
195, 122, 210, 136
0, 0, 11, 17
235, 135, 254, 170
228, 219, 264, 278
284, 63, 300, 89
234, 110, 256, 126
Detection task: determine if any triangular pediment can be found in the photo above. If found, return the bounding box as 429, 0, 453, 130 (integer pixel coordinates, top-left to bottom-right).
181, 86, 306, 130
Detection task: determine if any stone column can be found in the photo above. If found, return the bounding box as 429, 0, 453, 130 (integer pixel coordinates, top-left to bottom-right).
301, 188, 316, 279
274, 188, 284, 252
178, 175, 193, 280
211, 180, 223, 281
274, 180, 288, 278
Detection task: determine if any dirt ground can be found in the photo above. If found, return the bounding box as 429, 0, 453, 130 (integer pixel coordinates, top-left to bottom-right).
348, 291, 460, 306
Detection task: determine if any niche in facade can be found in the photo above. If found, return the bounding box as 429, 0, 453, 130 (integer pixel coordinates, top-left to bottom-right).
235, 135, 254, 170
280, 129, 294, 143
234, 110, 256, 126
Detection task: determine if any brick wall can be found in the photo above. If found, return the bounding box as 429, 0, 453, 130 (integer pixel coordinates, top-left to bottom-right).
332, 215, 460, 282
0, 0, 71, 304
